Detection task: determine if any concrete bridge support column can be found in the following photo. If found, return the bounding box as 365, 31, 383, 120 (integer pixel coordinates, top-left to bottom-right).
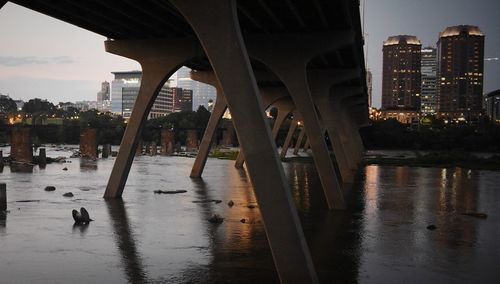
339, 98, 366, 166
235, 96, 294, 168
280, 114, 299, 159
303, 139, 310, 152
80, 128, 97, 159
38, 148, 47, 168
308, 70, 362, 183
171, 0, 318, 282
103, 38, 203, 198
185, 130, 198, 152
330, 89, 364, 170
0, 183, 6, 211
102, 144, 111, 158
10, 127, 32, 163
189, 71, 228, 178
246, 32, 355, 210
161, 129, 175, 155
293, 126, 306, 156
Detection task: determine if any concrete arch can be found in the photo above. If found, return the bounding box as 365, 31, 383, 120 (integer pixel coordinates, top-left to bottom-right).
104, 38, 205, 198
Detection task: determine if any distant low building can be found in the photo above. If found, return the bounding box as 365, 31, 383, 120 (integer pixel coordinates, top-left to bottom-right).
75, 100, 97, 111
379, 109, 421, 125
58, 102, 76, 111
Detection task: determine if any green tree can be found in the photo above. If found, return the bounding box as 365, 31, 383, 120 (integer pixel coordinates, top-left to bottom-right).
0, 95, 17, 114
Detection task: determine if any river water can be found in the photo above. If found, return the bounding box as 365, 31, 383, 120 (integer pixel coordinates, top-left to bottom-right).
0, 147, 499, 283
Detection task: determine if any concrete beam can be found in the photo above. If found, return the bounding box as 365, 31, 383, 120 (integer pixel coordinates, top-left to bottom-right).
103, 38, 202, 198
330, 88, 366, 170
170, 0, 318, 282
308, 70, 362, 184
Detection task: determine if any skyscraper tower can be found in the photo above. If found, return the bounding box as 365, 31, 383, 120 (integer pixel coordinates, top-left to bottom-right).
437, 25, 484, 120
421, 47, 437, 114
382, 35, 422, 110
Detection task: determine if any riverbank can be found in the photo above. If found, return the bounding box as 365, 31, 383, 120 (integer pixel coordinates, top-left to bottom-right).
365, 150, 500, 171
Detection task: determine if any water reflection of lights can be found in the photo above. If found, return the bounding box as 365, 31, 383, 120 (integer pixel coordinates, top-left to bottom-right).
364, 166, 379, 214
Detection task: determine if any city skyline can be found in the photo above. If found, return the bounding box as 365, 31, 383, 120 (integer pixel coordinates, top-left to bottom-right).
0, 0, 499, 107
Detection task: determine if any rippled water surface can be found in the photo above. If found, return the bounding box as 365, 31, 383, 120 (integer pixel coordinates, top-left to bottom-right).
1, 147, 499, 283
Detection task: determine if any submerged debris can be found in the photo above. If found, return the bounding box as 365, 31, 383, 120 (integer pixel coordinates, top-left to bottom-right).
208, 214, 224, 224
193, 199, 222, 204
227, 200, 234, 207
16, 200, 40, 203
427, 225, 437, 230
154, 190, 187, 194
240, 218, 246, 223
44, 186, 56, 192
72, 207, 93, 224
62, 167, 68, 171
461, 212, 488, 219
63, 192, 74, 197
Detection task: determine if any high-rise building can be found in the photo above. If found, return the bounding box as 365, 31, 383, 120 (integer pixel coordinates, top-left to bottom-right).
111, 71, 171, 119
172, 88, 193, 112
382, 35, 422, 110
97, 81, 110, 102
437, 25, 485, 120
97, 81, 111, 112
421, 47, 438, 114
366, 69, 373, 107
170, 66, 216, 111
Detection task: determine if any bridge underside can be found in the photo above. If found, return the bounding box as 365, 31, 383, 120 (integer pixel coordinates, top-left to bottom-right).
1, 1, 368, 282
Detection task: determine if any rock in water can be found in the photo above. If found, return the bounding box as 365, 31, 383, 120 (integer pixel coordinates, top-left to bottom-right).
73, 207, 93, 224
227, 200, 234, 207
208, 214, 224, 224
72, 209, 82, 223
240, 218, 246, 223
44, 186, 56, 192
63, 192, 74, 197
427, 225, 437, 230
80, 207, 93, 223
62, 167, 68, 171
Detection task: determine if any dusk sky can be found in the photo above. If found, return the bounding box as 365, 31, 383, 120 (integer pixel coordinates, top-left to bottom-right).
0, 0, 499, 107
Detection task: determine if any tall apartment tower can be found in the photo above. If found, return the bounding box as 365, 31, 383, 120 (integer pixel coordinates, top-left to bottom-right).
382, 35, 422, 110
421, 47, 438, 114
437, 25, 485, 119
